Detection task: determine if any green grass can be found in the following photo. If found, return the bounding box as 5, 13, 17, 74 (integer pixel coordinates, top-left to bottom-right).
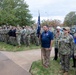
30, 59, 75, 75
0, 42, 40, 52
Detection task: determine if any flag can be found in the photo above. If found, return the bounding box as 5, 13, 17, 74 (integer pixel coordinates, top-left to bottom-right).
37, 12, 41, 37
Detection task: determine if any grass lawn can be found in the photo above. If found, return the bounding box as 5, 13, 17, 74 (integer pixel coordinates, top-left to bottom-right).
30, 59, 75, 75
0, 42, 40, 52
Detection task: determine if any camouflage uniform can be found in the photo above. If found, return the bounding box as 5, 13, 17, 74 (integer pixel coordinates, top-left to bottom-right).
26, 28, 31, 46
6, 29, 10, 44
54, 31, 62, 60
30, 29, 34, 44
3, 29, 9, 43
1, 26, 5, 42
21, 28, 26, 45
3, 29, 6, 42
31, 29, 39, 45
0, 28, 2, 41
59, 33, 74, 72
34, 31, 40, 46
16, 28, 22, 46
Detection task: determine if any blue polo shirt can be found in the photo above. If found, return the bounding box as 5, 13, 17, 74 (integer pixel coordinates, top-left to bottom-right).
41, 30, 53, 48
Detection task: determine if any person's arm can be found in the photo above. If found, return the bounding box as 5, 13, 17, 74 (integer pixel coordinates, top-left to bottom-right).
50, 40, 54, 50
70, 35, 74, 55
49, 32, 54, 50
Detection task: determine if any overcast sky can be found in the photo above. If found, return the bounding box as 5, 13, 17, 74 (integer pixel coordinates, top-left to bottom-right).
25, 0, 76, 22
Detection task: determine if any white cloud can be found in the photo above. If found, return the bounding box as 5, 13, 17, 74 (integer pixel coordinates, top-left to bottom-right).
25, 0, 76, 22
26, 0, 56, 8
33, 16, 65, 23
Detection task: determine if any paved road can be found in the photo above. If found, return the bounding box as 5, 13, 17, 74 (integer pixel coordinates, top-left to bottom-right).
1, 48, 54, 72
0, 52, 31, 75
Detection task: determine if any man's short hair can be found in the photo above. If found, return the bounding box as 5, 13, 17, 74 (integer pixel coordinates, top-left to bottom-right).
43, 25, 49, 28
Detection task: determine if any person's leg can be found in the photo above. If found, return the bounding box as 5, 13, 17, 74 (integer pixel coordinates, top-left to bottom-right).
13, 37, 16, 46
72, 54, 75, 67
75, 59, 76, 67
54, 48, 58, 60
59, 55, 65, 73
45, 48, 51, 67
41, 48, 46, 66
11, 37, 13, 45
35, 36, 39, 46
63, 55, 70, 75
28, 35, 31, 46
27, 35, 30, 46
61, 55, 65, 70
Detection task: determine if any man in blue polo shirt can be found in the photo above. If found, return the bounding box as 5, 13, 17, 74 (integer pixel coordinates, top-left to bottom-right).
41, 25, 53, 68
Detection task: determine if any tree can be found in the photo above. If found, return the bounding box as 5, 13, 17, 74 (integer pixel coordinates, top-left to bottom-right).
0, 0, 34, 26
64, 11, 76, 26
41, 19, 61, 27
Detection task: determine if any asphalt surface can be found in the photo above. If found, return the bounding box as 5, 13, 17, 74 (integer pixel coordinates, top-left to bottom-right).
1, 48, 54, 72
0, 52, 31, 75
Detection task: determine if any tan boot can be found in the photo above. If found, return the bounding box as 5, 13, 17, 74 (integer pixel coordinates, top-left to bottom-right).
63, 72, 68, 75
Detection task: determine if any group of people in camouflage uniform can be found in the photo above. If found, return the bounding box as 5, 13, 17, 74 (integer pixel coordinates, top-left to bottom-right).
53, 26, 76, 75
0, 24, 76, 75
41, 25, 76, 75
0, 25, 39, 47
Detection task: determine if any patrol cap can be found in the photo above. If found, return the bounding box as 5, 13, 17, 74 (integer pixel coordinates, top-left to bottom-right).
63, 27, 70, 31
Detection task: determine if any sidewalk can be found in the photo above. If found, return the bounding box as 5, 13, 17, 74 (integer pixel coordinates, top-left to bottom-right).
0, 52, 31, 75
1, 47, 54, 72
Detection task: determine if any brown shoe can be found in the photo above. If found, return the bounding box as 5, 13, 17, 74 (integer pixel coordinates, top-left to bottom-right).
63, 72, 68, 75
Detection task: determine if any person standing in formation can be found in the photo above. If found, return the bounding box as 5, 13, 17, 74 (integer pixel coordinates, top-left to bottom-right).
53, 26, 62, 60
41, 25, 54, 68
59, 27, 74, 75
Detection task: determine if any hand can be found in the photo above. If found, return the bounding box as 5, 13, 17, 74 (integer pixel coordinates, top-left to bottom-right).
49, 47, 52, 51
74, 56, 76, 59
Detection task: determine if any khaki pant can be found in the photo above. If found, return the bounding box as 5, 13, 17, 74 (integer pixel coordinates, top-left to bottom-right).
41, 48, 51, 67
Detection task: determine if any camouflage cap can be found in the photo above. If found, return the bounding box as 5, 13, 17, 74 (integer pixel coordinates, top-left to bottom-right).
63, 27, 70, 30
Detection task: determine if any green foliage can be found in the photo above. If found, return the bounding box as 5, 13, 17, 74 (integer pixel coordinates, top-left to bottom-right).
64, 11, 76, 26
0, 0, 34, 26
30, 59, 75, 75
41, 19, 61, 27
